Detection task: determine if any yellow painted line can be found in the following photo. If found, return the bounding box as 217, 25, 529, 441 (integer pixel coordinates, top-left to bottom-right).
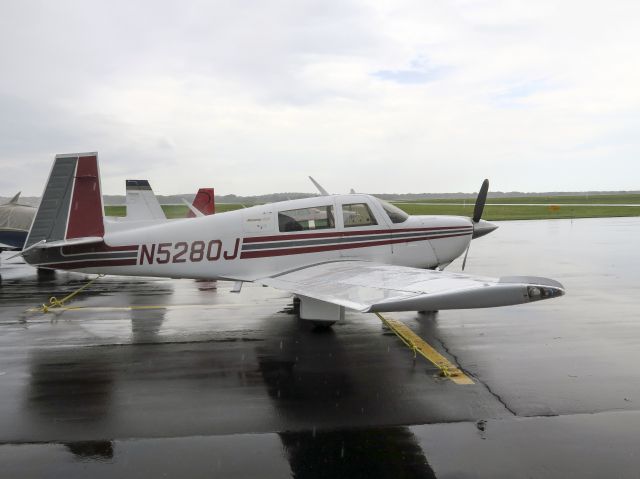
375, 312, 474, 385
24, 303, 273, 313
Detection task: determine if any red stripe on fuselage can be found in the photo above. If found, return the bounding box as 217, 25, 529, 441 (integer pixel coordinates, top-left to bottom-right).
240, 232, 470, 259
242, 226, 471, 244
61, 242, 139, 255
40, 258, 138, 270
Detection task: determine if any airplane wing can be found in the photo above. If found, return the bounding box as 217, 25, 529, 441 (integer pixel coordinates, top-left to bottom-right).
258, 261, 564, 312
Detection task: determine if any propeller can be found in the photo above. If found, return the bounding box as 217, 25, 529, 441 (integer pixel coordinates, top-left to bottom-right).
472, 179, 489, 223
462, 179, 490, 271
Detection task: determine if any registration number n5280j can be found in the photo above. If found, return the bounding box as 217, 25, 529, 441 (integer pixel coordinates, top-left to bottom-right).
139, 239, 241, 264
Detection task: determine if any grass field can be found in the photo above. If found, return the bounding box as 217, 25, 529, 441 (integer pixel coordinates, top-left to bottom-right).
104, 203, 245, 219
398, 193, 640, 205
104, 195, 640, 221
391, 193, 640, 220
391, 203, 640, 221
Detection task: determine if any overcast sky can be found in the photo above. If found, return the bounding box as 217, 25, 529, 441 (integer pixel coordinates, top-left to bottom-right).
1, 0, 638, 196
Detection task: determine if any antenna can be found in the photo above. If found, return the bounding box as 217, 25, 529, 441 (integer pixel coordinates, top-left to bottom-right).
308, 176, 329, 196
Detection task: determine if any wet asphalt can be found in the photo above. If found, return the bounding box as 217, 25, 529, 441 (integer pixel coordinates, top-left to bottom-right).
0, 217, 639, 478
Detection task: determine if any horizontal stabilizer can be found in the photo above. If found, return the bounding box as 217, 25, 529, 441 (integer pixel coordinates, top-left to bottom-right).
9, 235, 105, 260
182, 198, 203, 217
34, 236, 104, 249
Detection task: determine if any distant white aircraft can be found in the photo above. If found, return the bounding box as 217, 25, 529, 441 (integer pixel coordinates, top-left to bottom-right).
20, 153, 564, 325
0, 192, 35, 252
105, 179, 214, 228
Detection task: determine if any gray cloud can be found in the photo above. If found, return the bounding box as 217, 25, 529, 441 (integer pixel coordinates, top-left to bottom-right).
372, 57, 448, 84
1, 0, 639, 196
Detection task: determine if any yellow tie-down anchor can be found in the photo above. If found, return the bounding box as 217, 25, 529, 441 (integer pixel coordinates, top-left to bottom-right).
29, 274, 105, 313
376, 312, 474, 385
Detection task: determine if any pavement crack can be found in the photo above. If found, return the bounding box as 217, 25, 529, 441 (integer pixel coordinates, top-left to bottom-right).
432, 334, 517, 416
476, 379, 517, 416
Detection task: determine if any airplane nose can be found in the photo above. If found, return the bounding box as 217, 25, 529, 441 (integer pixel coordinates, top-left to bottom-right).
472, 219, 498, 239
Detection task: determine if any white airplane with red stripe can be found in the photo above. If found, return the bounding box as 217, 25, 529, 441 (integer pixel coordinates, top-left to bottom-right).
21, 153, 564, 325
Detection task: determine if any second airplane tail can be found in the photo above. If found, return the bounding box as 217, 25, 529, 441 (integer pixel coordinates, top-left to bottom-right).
188, 188, 215, 217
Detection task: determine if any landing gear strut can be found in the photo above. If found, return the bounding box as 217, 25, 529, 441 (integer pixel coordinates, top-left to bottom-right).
297, 295, 343, 328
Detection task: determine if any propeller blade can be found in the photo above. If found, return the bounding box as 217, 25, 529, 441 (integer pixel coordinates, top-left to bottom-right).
461, 242, 471, 271
472, 179, 489, 223
464, 179, 490, 270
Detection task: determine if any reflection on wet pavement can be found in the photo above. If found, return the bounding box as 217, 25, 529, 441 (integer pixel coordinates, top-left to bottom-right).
280, 428, 436, 479
2, 217, 640, 477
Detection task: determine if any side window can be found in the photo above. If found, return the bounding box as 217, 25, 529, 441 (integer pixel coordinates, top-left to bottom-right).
342, 203, 378, 227
278, 206, 335, 232
379, 199, 409, 224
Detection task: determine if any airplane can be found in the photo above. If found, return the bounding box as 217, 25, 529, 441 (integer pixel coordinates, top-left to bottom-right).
20, 152, 565, 325
105, 179, 215, 225
0, 192, 36, 252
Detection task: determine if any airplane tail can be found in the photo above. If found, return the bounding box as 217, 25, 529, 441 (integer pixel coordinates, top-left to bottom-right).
24, 152, 105, 249
125, 179, 167, 221
188, 188, 215, 217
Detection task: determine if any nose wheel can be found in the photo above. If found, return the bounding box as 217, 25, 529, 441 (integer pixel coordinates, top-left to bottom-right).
418, 310, 439, 320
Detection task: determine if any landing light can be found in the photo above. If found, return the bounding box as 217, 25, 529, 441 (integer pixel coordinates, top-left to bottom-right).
527, 285, 564, 301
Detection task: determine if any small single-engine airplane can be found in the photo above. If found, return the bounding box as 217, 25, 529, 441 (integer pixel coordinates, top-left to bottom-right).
21, 152, 564, 325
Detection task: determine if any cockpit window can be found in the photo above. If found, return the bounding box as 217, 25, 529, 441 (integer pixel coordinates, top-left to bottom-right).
378, 199, 409, 224
278, 206, 335, 232
342, 203, 378, 227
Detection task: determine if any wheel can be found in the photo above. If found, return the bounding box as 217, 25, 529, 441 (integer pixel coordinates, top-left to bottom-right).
311, 321, 336, 330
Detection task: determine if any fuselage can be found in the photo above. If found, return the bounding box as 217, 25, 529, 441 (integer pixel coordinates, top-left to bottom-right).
25, 194, 479, 280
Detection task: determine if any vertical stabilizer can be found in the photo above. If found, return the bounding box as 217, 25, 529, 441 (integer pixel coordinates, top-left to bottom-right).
188, 188, 215, 217
25, 153, 104, 248
125, 180, 167, 221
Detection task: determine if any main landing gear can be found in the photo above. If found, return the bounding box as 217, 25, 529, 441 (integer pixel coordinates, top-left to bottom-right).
295, 295, 343, 329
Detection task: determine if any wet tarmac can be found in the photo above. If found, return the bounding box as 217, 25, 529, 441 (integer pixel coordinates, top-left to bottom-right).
1, 216, 639, 478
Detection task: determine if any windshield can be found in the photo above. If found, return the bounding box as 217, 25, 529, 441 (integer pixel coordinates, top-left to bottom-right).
378, 199, 409, 224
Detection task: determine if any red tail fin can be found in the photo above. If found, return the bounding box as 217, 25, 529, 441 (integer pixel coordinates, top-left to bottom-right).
188, 188, 215, 217
66, 154, 104, 239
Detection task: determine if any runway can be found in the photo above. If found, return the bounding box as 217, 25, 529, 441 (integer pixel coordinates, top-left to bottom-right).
1, 216, 640, 478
